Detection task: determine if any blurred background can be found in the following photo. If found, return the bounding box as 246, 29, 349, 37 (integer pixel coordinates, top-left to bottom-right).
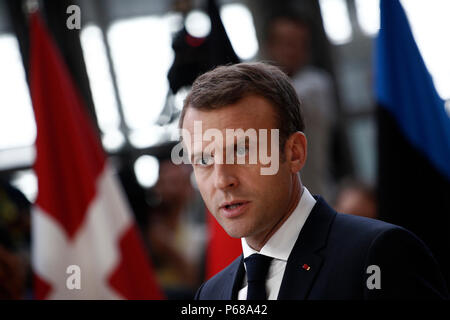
0, 0, 449, 299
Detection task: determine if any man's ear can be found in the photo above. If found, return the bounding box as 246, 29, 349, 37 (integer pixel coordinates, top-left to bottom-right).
285, 132, 307, 173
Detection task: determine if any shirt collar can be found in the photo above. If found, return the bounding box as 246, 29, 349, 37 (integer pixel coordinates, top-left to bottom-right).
241, 187, 316, 262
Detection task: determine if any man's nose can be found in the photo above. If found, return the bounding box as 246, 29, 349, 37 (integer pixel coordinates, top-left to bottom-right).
213, 164, 239, 190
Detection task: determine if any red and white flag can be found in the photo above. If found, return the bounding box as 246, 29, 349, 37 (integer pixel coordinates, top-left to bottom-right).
29, 12, 164, 299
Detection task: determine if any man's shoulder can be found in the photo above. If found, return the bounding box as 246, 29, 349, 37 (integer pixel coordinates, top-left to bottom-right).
313, 201, 448, 298
312, 197, 403, 246
326, 209, 441, 273
309, 197, 427, 259
333, 211, 400, 237
338, 214, 450, 299
329, 210, 421, 250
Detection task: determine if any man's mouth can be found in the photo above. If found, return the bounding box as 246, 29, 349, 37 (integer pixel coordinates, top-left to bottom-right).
219, 200, 250, 218
225, 203, 243, 209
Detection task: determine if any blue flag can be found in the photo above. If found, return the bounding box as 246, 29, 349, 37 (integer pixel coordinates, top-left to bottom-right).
376, 0, 450, 287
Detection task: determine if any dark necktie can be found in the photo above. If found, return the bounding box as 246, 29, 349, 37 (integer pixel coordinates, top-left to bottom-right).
244, 254, 273, 300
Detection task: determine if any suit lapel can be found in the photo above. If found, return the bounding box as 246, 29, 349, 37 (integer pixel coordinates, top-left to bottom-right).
277, 196, 336, 300
220, 255, 245, 299
230, 256, 245, 299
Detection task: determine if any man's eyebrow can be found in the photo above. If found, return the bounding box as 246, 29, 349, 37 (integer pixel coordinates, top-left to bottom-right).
230, 137, 250, 148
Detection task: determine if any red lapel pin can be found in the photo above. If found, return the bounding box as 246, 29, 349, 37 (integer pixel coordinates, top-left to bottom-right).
302, 264, 311, 271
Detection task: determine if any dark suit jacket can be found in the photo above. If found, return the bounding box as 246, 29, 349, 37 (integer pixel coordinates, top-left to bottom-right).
195, 196, 449, 299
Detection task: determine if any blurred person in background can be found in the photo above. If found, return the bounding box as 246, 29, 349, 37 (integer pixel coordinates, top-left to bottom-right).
265, 12, 337, 200
146, 160, 205, 299
334, 179, 377, 220
0, 240, 25, 299
0, 179, 31, 299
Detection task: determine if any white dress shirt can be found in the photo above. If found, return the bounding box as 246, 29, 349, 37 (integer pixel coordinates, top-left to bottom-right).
238, 187, 316, 300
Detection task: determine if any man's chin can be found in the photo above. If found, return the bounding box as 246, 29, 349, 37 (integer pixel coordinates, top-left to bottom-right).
221, 224, 250, 239
223, 228, 245, 239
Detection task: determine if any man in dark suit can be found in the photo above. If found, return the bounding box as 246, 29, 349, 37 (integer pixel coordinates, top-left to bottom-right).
178, 62, 448, 300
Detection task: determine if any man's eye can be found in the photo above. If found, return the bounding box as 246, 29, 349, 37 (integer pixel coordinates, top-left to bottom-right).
195, 155, 213, 166
236, 145, 248, 157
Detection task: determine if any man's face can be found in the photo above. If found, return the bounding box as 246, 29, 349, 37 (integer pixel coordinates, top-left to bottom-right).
182, 95, 295, 240
267, 19, 310, 76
